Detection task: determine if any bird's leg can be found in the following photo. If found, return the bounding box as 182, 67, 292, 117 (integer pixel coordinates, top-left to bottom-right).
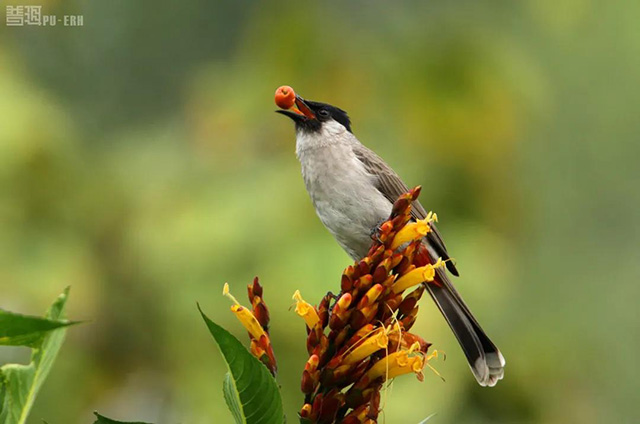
326, 291, 339, 301
369, 218, 388, 244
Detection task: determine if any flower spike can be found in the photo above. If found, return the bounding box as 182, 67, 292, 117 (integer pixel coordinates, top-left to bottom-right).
224, 187, 443, 422
290, 187, 441, 423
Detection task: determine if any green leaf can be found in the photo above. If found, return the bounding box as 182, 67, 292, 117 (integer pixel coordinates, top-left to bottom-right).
0, 287, 72, 424
223, 372, 244, 424
0, 310, 75, 347
92, 411, 154, 424
198, 305, 284, 424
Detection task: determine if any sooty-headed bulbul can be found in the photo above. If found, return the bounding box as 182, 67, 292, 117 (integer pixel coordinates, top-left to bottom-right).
277, 92, 505, 386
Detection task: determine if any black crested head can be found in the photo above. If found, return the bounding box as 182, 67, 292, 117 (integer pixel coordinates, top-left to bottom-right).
276, 97, 352, 134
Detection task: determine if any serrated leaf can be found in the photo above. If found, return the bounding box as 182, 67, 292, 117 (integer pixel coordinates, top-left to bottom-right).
0, 287, 72, 424
92, 411, 154, 424
0, 310, 75, 347
198, 305, 284, 424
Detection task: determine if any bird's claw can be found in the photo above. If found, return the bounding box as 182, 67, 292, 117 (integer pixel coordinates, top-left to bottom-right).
370, 219, 387, 244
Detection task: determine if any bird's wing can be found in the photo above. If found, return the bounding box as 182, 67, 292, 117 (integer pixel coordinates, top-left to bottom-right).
352, 143, 459, 276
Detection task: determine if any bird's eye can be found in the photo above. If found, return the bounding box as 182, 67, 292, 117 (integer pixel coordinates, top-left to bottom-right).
318, 109, 330, 118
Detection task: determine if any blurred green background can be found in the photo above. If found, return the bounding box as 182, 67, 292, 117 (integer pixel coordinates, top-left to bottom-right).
1, 0, 639, 423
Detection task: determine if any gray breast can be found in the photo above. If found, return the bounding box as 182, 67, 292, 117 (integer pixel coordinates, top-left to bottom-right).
298, 142, 393, 260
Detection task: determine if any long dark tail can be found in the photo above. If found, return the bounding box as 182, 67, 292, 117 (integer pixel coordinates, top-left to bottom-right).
417, 246, 505, 386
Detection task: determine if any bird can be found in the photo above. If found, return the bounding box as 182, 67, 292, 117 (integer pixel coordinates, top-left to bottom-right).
276, 90, 505, 387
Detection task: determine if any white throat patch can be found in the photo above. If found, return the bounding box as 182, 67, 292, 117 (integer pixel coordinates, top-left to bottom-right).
296, 120, 351, 157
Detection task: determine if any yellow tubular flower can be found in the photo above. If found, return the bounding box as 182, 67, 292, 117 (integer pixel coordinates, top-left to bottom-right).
390, 212, 437, 250
342, 329, 389, 365
231, 304, 266, 340
365, 350, 425, 381
336, 292, 352, 310
346, 405, 370, 422
293, 290, 321, 329
300, 404, 312, 418
359, 284, 384, 308
392, 264, 436, 293
224, 283, 267, 340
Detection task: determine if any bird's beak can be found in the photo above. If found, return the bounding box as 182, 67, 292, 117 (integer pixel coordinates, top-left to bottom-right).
293, 95, 316, 119
276, 95, 316, 121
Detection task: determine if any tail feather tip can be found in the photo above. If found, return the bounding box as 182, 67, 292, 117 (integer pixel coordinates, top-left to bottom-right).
474, 351, 505, 387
